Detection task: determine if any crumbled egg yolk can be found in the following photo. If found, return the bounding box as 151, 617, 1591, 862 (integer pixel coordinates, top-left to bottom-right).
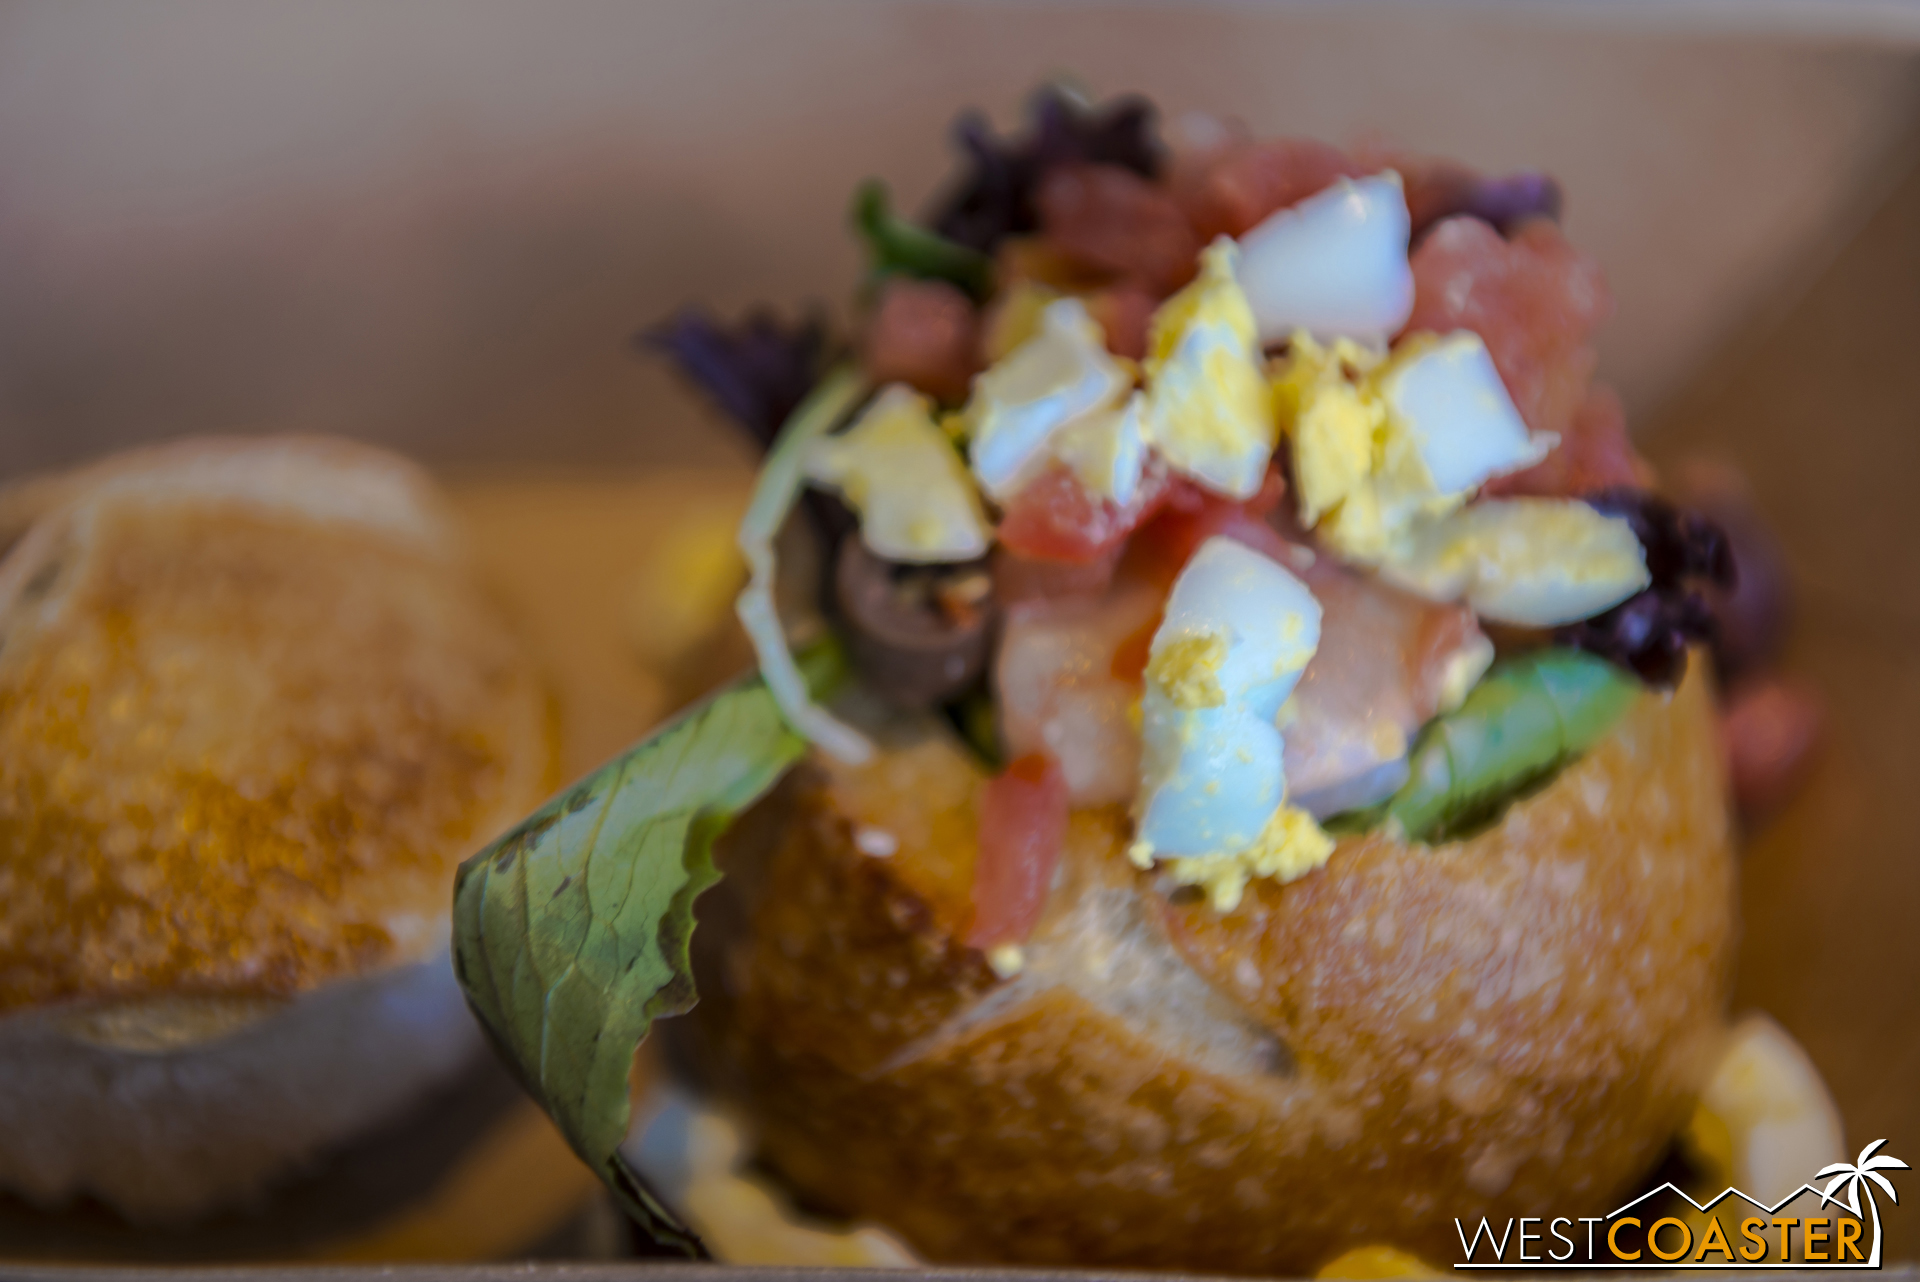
1143, 238, 1276, 500
1146, 632, 1229, 709
805, 383, 990, 563
985, 944, 1026, 978
1275, 329, 1550, 565
1382, 497, 1650, 628
1273, 333, 1389, 529
1141, 799, 1334, 913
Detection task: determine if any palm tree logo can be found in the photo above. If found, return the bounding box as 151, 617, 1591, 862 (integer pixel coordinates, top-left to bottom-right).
1817, 1139, 1909, 1267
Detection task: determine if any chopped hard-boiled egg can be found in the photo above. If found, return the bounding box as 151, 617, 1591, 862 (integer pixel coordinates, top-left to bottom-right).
1143, 238, 1276, 500
1050, 389, 1149, 506
962, 296, 1130, 499
980, 279, 1061, 365
805, 383, 990, 563
1236, 172, 1414, 347
1275, 333, 1389, 531
1377, 332, 1554, 495
1132, 537, 1332, 911
1276, 330, 1551, 565
1681, 1013, 1845, 1206
1382, 497, 1651, 626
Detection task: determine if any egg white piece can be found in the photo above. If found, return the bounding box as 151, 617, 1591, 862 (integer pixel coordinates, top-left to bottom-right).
1143, 239, 1275, 501
963, 297, 1129, 499
1050, 390, 1149, 506
1136, 537, 1322, 858
1380, 332, 1554, 495
1384, 497, 1651, 626
1236, 172, 1414, 347
805, 383, 990, 564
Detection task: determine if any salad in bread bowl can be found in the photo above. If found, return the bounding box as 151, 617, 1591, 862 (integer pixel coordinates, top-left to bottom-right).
452, 88, 1833, 1273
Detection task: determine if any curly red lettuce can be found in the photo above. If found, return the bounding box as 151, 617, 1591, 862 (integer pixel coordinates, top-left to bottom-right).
1407, 167, 1564, 243
642, 307, 835, 450
929, 85, 1164, 254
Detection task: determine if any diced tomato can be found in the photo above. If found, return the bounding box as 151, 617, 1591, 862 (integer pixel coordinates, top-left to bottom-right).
1085, 284, 1156, 360
1482, 382, 1655, 499
1405, 216, 1611, 444
862, 277, 979, 404
1178, 138, 1371, 242
1121, 464, 1292, 588
996, 461, 1149, 565
1039, 163, 1202, 297
997, 464, 1134, 564
966, 752, 1070, 950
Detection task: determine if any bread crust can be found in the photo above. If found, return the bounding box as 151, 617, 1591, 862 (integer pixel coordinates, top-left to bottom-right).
0, 437, 557, 1014
691, 667, 1735, 1274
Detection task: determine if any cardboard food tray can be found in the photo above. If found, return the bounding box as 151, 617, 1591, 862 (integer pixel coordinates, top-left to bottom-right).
1, 0, 1917, 1273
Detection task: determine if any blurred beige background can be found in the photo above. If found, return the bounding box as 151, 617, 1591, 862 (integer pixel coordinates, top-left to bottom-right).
2, 0, 1920, 476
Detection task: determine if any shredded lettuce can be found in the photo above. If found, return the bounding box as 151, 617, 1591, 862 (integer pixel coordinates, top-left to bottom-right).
735, 364, 874, 765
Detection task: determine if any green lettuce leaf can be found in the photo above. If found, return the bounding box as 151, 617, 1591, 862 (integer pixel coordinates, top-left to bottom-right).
1327, 648, 1642, 843
451, 640, 846, 1254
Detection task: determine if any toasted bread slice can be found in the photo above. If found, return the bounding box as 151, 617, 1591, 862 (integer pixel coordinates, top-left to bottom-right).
688, 666, 1735, 1274
0, 436, 557, 1219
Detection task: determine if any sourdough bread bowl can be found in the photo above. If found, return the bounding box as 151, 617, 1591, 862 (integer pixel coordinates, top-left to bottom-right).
0, 436, 556, 1220
684, 662, 1734, 1274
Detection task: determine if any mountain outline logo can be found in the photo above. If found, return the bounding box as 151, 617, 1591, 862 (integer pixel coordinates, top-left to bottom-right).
1454, 1140, 1908, 1269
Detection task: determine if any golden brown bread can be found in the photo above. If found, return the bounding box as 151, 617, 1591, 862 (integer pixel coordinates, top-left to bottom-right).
689, 666, 1735, 1274
0, 436, 559, 1219
0, 437, 555, 1011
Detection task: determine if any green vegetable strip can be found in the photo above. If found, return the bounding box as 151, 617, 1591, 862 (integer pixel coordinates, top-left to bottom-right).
451, 640, 847, 1254
1375, 649, 1642, 843
735, 363, 873, 765
852, 180, 995, 301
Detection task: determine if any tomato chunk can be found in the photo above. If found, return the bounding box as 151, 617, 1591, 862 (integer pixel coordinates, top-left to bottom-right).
1179, 137, 1369, 242
862, 277, 979, 404
997, 462, 1145, 564
1482, 382, 1654, 499
1405, 216, 1610, 444
1122, 464, 1292, 588
966, 752, 1069, 950
1084, 284, 1156, 360
1039, 163, 1201, 297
